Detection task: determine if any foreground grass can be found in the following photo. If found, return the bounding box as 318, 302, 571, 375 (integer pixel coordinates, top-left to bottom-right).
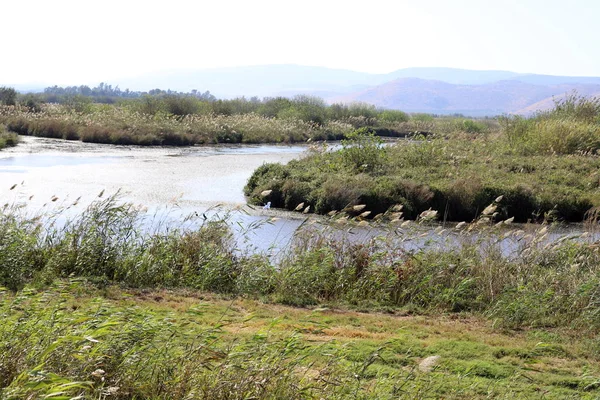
2, 281, 599, 399
3, 195, 600, 397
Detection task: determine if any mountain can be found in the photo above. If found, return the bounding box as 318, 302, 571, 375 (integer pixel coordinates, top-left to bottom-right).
0, 83, 46, 93
112, 65, 600, 98
381, 67, 522, 85
333, 78, 600, 116
113, 66, 527, 98
8, 65, 600, 115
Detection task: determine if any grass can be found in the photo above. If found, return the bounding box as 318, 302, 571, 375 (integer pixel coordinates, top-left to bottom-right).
0, 100, 495, 146
1, 104, 351, 145
1, 194, 600, 397
245, 98, 600, 223
2, 281, 600, 399
2, 194, 600, 330
501, 94, 600, 155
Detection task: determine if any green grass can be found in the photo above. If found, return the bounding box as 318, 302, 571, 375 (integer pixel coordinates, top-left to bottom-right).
1, 195, 600, 397
245, 128, 600, 223
2, 281, 599, 399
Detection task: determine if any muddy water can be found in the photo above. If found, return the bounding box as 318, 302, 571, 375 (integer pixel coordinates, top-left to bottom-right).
0, 137, 595, 256
0, 137, 320, 253
0, 136, 305, 208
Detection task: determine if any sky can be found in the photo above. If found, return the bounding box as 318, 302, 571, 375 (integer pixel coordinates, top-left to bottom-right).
2, 0, 600, 85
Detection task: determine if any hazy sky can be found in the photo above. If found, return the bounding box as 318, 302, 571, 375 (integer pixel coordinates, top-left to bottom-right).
3, 0, 599, 85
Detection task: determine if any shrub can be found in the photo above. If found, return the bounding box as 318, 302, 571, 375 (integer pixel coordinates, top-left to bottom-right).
339, 128, 387, 172
461, 119, 487, 134
378, 109, 409, 124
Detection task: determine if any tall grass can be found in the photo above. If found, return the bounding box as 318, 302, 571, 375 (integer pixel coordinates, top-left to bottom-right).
246, 129, 600, 222
2, 194, 600, 332
501, 93, 600, 155
1, 280, 397, 399
0, 101, 495, 146
1, 104, 353, 145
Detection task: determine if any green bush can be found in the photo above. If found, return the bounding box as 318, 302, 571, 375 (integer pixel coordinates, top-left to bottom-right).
339, 128, 387, 173
378, 109, 409, 124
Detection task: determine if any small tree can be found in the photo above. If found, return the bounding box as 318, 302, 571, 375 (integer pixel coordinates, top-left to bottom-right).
0, 87, 17, 106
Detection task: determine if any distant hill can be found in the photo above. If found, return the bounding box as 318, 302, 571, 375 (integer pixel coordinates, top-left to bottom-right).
1, 83, 46, 93
333, 78, 600, 116
381, 67, 523, 85
7, 65, 600, 115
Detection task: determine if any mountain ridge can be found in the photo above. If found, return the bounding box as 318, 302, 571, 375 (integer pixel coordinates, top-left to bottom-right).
6, 65, 600, 116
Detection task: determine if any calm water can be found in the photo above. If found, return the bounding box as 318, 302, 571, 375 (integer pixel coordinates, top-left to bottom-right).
0, 137, 595, 256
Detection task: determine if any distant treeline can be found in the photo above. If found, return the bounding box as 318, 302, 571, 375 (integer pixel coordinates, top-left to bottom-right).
8, 84, 418, 126
42, 83, 217, 103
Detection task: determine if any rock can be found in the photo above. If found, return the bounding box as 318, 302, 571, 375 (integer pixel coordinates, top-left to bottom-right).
418, 355, 440, 372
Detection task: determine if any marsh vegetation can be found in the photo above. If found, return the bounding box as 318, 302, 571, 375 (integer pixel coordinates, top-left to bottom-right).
0, 90, 493, 146
246, 95, 600, 223
1, 195, 600, 398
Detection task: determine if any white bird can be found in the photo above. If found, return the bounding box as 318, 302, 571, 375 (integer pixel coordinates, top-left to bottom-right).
263, 202, 271, 210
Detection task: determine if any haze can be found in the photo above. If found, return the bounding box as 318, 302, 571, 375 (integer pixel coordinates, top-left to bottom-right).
3, 0, 599, 86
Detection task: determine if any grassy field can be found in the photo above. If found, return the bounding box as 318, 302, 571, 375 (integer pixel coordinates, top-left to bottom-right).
0, 194, 599, 398
2, 281, 599, 399
0, 97, 493, 146
246, 96, 600, 223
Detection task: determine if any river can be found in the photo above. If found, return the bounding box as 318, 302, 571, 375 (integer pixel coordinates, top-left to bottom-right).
0, 137, 595, 256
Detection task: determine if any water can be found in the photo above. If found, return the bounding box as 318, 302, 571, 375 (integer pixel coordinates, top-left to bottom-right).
0, 137, 319, 254
0, 137, 595, 256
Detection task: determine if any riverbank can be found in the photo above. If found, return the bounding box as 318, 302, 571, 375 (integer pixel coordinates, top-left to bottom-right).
0, 166, 599, 398
246, 110, 600, 223
0, 100, 493, 146
2, 197, 600, 398
2, 194, 600, 328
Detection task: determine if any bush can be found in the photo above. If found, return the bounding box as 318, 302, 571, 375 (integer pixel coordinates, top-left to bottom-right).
0, 126, 18, 149
461, 119, 487, 134
378, 109, 409, 124
339, 128, 387, 172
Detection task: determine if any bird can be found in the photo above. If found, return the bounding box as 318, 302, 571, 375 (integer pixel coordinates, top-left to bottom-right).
263, 202, 271, 210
